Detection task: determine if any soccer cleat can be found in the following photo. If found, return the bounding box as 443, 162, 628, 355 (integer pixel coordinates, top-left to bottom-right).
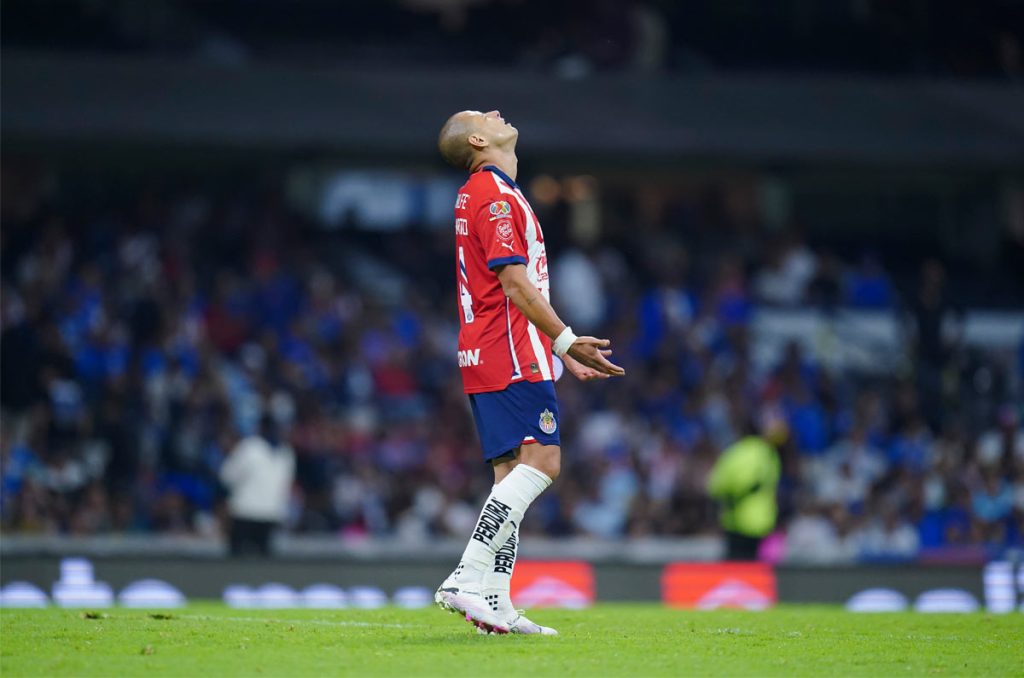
483, 591, 558, 636
504, 610, 558, 636
435, 578, 510, 635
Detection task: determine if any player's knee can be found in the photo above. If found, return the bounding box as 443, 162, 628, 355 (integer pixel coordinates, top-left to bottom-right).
521, 444, 560, 481
542, 454, 561, 481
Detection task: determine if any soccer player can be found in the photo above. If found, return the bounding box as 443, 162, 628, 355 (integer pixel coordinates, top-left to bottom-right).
434, 110, 625, 635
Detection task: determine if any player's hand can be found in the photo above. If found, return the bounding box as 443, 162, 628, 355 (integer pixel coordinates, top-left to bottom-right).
562, 352, 610, 382
566, 337, 625, 377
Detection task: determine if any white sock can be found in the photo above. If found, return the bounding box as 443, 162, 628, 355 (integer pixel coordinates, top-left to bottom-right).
453, 464, 551, 587
483, 511, 519, 612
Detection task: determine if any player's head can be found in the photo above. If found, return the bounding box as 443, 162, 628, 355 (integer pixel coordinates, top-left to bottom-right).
438, 110, 518, 170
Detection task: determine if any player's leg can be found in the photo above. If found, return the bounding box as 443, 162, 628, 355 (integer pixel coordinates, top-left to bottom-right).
481, 442, 560, 635
436, 382, 559, 633
491, 449, 519, 483
436, 448, 552, 630
230, 517, 257, 557
480, 450, 519, 623
485, 438, 560, 481
255, 520, 273, 557
441, 451, 517, 588
517, 442, 560, 480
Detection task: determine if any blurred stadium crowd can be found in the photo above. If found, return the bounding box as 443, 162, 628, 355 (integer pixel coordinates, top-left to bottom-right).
2, 164, 1022, 563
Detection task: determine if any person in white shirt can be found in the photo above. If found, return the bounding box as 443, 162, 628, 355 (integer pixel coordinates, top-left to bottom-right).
220, 416, 295, 557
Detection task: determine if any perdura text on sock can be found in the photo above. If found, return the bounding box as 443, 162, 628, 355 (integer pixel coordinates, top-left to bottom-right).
492, 527, 518, 574
471, 499, 512, 544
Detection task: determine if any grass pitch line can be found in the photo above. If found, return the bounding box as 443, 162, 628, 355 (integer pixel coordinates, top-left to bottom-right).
178, 613, 425, 629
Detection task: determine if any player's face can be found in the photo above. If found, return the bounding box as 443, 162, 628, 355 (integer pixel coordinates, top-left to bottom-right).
472, 110, 518, 146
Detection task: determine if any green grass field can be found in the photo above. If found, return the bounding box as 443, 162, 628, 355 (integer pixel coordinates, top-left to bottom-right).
2, 603, 1022, 677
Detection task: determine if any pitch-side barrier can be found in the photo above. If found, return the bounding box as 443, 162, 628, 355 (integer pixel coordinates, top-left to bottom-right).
2, 548, 1020, 614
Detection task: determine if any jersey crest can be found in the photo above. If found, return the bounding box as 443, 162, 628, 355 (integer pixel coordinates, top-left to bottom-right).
538, 408, 557, 435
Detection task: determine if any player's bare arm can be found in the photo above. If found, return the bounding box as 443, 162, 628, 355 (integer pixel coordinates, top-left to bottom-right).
496, 263, 625, 377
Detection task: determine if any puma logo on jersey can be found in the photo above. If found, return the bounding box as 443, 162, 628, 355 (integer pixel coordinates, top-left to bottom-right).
499, 242, 515, 252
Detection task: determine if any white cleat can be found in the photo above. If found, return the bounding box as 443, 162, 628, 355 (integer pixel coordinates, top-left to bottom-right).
483, 591, 558, 636
435, 579, 510, 635
504, 611, 558, 636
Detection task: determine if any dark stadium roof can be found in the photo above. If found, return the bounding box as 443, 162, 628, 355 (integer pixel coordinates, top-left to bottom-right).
4, 53, 1023, 166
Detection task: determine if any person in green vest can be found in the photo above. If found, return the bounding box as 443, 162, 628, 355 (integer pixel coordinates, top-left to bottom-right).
707, 417, 784, 561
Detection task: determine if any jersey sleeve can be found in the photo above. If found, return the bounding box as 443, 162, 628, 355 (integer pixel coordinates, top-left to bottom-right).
475, 197, 528, 270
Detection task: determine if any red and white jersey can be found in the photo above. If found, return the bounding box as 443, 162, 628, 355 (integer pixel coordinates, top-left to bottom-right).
454, 165, 553, 394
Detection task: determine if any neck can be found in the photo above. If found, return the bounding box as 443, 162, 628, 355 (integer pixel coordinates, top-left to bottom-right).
471, 148, 518, 181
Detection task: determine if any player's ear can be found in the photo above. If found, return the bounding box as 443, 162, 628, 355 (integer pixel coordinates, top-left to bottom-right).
468, 133, 489, 151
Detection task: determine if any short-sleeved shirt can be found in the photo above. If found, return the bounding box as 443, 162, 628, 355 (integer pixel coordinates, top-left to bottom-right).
453, 165, 553, 394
